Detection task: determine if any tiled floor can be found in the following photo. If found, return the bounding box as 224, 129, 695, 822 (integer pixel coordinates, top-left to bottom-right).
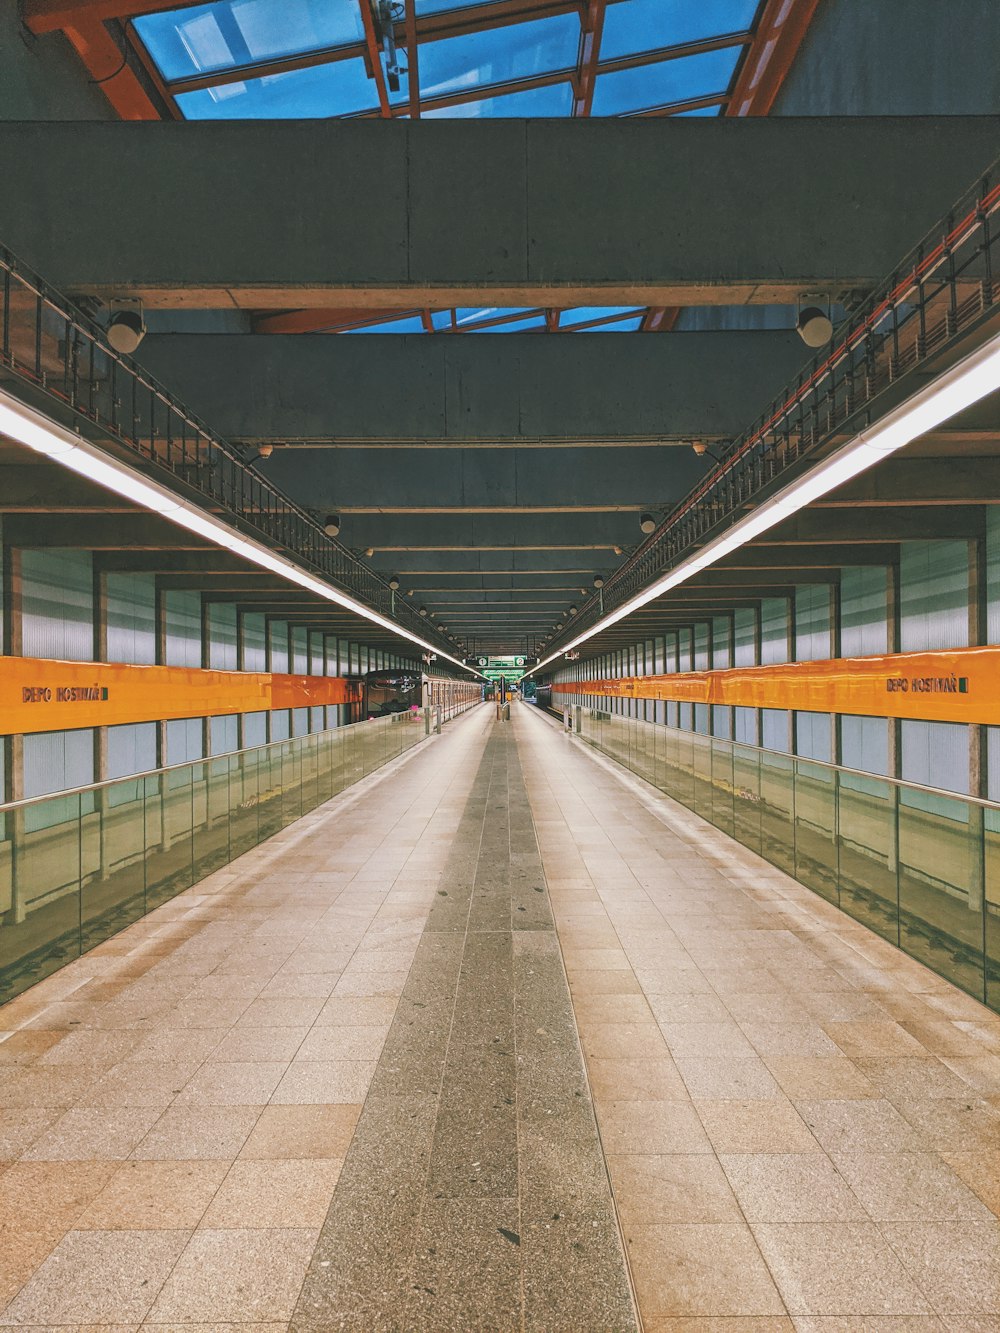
520, 705, 1000, 1331
0, 701, 999, 1331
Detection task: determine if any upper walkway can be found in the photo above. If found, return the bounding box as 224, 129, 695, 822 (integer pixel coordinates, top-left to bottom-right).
1, 703, 999, 1328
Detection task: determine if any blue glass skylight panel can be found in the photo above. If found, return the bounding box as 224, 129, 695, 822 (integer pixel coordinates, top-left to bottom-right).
561, 306, 643, 325
601, 0, 759, 62
420, 14, 579, 100
175, 57, 379, 118
466, 315, 547, 332
454, 307, 534, 326
135, 0, 363, 81
591, 46, 740, 116
341, 316, 428, 334
422, 81, 572, 117
415, 0, 490, 12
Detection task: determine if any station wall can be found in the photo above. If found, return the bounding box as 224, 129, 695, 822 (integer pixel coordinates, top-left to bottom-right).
0, 525, 420, 807
547, 513, 1000, 801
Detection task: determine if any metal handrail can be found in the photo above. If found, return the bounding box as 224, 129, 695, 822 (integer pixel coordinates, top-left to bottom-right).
0, 245, 456, 657
550, 150, 1000, 652
581, 707, 1000, 811
0, 709, 422, 815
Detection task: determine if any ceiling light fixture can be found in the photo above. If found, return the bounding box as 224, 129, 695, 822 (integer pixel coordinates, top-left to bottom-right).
0, 388, 479, 679
796, 305, 834, 348
639, 513, 657, 534
323, 513, 340, 537
106, 306, 146, 354
526, 328, 1000, 677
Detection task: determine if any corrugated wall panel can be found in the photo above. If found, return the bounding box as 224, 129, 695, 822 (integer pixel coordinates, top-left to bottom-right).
242, 613, 267, 671
163, 590, 201, 668
841, 714, 890, 777
242, 711, 267, 748
795, 710, 832, 763
760, 598, 789, 666
794, 585, 833, 662
269, 621, 289, 673
899, 540, 969, 652
210, 714, 238, 755
840, 567, 889, 658
105, 572, 156, 666
761, 708, 790, 752
107, 722, 157, 779
21, 549, 94, 662
734, 607, 756, 668
900, 719, 969, 796
734, 706, 758, 745
208, 603, 238, 671
166, 717, 204, 766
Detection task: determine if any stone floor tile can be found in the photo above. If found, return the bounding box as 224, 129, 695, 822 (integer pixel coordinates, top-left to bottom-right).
269, 1059, 376, 1104
597, 1100, 713, 1154
0, 1109, 61, 1160
208, 1026, 310, 1063
0, 1161, 117, 1233
696, 1099, 821, 1154
173, 1062, 287, 1107
674, 1056, 784, 1100
752, 1223, 933, 1317
764, 1057, 877, 1101
833, 1151, 994, 1221
587, 1056, 689, 1102
0, 1229, 68, 1311
76, 1159, 230, 1230
625, 1223, 786, 1318
238, 1104, 361, 1160
0, 1229, 190, 1325
147, 1228, 318, 1323
608, 1152, 744, 1225
291, 1025, 389, 1062
880, 1220, 1000, 1315
720, 1153, 867, 1222
20, 1107, 162, 1162
200, 1159, 342, 1228
131, 1107, 262, 1160
796, 1100, 925, 1154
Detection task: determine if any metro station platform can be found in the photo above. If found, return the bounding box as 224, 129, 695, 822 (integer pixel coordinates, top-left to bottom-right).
1, 703, 999, 1330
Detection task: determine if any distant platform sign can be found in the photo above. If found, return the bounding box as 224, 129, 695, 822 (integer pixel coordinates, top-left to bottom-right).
465, 655, 537, 670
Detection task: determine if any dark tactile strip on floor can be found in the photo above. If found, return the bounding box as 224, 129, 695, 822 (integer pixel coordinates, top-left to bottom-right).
291, 724, 638, 1333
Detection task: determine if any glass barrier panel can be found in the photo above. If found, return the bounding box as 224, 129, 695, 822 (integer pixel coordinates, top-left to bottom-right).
1, 793, 82, 1002
985, 806, 1000, 1010
732, 744, 762, 856
192, 758, 232, 880
793, 759, 838, 904
147, 767, 195, 909
299, 733, 319, 815
258, 746, 284, 841
898, 787, 984, 999
229, 750, 260, 859
280, 741, 301, 829
711, 740, 735, 838
81, 776, 147, 953
838, 773, 898, 944
691, 732, 714, 821
759, 750, 795, 875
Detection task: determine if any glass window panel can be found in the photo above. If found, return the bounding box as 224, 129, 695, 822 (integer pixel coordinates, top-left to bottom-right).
176, 57, 379, 120
416, 0, 488, 12
137, 0, 364, 81
602, 0, 758, 61
420, 15, 579, 99
467, 315, 546, 332
562, 306, 643, 324
341, 315, 428, 334
591, 46, 740, 116
454, 307, 533, 326
422, 81, 573, 118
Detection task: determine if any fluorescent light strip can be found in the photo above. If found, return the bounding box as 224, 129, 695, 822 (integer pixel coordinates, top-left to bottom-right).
0, 391, 478, 678
530, 328, 1000, 675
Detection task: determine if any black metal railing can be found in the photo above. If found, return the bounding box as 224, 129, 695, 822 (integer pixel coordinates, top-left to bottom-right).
548, 152, 1000, 655
0, 246, 455, 657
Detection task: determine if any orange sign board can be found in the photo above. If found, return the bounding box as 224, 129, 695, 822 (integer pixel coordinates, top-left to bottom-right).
553, 646, 1000, 726
0, 656, 361, 737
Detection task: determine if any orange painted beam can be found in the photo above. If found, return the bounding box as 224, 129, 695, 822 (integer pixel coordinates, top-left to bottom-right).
728, 0, 822, 117
1, 657, 361, 737
24, 0, 173, 35
553, 646, 1000, 727
60, 20, 161, 120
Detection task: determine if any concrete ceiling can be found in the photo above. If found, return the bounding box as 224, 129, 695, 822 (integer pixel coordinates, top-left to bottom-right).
3, 1, 1000, 657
